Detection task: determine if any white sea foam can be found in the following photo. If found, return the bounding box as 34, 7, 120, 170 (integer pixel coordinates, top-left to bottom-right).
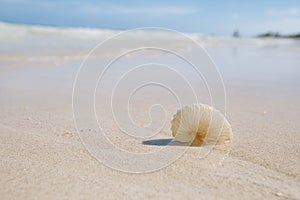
1, 21, 296, 47
0, 21, 117, 41
0, 21, 245, 46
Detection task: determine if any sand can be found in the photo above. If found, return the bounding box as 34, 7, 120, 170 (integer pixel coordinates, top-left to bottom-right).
0, 41, 300, 199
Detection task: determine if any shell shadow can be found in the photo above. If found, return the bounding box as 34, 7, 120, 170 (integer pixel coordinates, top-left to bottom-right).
142, 138, 191, 146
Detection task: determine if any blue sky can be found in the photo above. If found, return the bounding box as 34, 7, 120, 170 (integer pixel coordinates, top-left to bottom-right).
0, 0, 299, 36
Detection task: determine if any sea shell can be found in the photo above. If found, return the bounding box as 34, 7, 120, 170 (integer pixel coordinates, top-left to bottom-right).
171, 104, 232, 146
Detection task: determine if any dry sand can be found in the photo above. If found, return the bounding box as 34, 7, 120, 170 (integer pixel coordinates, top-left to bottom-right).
0, 45, 300, 199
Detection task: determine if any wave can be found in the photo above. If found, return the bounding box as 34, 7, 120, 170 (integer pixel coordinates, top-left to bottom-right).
0, 21, 120, 41
0, 21, 296, 48
0, 21, 223, 42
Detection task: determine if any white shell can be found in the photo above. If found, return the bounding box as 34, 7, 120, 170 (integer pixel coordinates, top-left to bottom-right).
171, 104, 232, 145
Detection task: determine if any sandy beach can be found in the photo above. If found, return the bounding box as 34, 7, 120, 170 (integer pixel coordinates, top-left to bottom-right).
0, 23, 300, 199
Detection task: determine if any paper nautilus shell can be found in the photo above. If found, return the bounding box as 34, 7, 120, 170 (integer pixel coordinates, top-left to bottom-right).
171, 104, 232, 146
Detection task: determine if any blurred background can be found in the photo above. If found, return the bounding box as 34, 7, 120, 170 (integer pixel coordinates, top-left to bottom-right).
0, 0, 299, 37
